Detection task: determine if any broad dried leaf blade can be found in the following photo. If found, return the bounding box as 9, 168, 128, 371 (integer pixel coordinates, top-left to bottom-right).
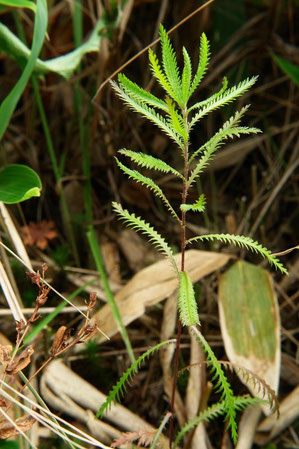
95, 250, 231, 341
218, 261, 280, 415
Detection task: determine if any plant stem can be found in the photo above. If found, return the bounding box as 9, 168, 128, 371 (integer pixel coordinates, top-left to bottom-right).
169, 108, 189, 448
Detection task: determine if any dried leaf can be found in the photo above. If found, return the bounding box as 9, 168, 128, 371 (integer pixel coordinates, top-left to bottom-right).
218, 261, 280, 415
0, 414, 36, 439
6, 346, 34, 375
21, 220, 57, 249
95, 250, 231, 341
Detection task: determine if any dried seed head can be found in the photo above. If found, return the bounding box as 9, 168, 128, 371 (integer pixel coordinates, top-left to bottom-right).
36, 287, 50, 307
41, 263, 48, 278
16, 319, 26, 334
85, 292, 97, 311
77, 319, 97, 343
26, 270, 41, 286
6, 346, 34, 375
50, 326, 67, 357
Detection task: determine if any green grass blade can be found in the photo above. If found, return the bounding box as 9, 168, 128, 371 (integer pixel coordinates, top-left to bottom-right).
271, 52, 299, 86
0, 0, 47, 140
87, 225, 135, 364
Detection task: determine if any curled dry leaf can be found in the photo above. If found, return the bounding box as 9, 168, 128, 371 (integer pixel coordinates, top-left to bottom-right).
0, 414, 36, 439
77, 319, 97, 343
51, 326, 68, 356
6, 346, 34, 375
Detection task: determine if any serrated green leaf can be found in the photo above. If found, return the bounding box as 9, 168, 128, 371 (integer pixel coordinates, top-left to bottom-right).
188, 33, 210, 99
112, 202, 179, 277
0, 164, 42, 203
180, 194, 206, 213
118, 73, 168, 111
187, 233, 287, 274
111, 80, 183, 148
178, 271, 199, 326
181, 47, 192, 104
188, 76, 228, 113
159, 25, 183, 106
115, 158, 179, 222
119, 149, 183, 179
189, 76, 258, 130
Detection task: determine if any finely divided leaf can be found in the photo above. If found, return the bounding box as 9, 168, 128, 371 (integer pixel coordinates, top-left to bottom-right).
149, 48, 176, 100
188, 76, 228, 113
96, 339, 175, 417
111, 80, 183, 148
119, 149, 183, 179
181, 47, 192, 105
188, 233, 287, 274
188, 33, 210, 99
178, 272, 199, 326
118, 73, 168, 112
189, 76, 258, 129
180, 194, 206, 213
112, 202, 179, 276
115, 158, 179, 222
159, 25, 183, 106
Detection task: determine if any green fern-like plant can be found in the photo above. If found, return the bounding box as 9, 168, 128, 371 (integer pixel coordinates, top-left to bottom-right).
105, 25, 287, 446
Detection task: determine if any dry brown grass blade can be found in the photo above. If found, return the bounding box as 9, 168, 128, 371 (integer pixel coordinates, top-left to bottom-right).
95, 250, 231, 342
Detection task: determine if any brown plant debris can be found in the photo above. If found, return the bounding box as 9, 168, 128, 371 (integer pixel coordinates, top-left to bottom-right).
21, 220, 57, 249
0, 414, 36, 439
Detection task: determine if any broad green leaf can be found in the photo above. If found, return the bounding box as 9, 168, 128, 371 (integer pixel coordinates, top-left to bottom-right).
218, 261, 280, 413
0, 164, 42, 203
0, 19, 105, 80
0, 0, 35, 11
271, 52, 299, 86
0, 0, 47, 140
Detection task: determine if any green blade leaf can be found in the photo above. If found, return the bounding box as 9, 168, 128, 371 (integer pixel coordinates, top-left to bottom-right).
0, 19, 105, 80
0, 164, 42, 203
178, 271, 199, 327
218, 261, 281, 412
271, 52, 299, 86
0, 0, 36, 11
0, 0, 47, 140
